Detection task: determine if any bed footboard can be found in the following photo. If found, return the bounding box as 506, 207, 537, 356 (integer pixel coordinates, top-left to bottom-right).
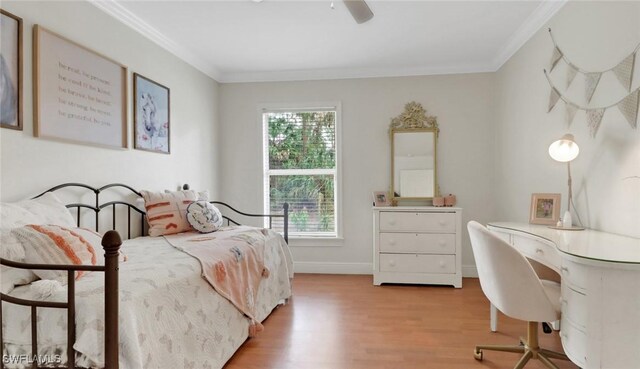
0, 231, 122, 369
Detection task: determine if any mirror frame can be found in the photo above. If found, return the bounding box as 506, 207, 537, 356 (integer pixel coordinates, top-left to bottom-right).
389, 102, 439, 205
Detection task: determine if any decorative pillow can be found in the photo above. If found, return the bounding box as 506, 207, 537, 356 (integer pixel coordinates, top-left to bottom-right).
0, 192, 75, 229
1, 229, 38, 293
141, 189, 199, 236
165, 189, 210, 202
186, 201, 223, 233
12, 225, 98, 282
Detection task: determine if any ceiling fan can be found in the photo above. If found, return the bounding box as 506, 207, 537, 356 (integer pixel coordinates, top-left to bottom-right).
342, 0, 374, 24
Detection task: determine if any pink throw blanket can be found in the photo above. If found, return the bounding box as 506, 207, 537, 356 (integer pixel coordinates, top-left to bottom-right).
164, 226, 271, 335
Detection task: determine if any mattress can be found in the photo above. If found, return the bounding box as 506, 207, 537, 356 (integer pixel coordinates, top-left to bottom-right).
2, 228, 293, 369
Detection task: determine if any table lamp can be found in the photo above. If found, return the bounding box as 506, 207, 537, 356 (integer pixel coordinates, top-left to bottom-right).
548, 134, 583, 230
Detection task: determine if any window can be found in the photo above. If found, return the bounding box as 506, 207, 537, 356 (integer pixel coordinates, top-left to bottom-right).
263, 104, 340, 238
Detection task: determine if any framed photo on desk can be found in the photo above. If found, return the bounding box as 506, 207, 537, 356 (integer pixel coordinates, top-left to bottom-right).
529, 193, 560, 225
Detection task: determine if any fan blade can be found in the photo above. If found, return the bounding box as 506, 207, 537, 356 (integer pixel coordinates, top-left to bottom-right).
343, 0, 374, 24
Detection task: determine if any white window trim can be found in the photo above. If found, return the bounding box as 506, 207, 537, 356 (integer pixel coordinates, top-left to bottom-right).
260, 102, 343, 245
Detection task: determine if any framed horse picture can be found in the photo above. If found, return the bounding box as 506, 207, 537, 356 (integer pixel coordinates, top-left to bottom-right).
133, 73, 170, 154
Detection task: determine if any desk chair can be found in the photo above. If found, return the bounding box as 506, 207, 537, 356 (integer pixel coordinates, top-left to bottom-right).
467, 221, 569, 369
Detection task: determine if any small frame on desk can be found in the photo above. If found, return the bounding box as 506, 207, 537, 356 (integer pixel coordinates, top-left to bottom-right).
373, 191, 391, 207
529, 193, 561, 225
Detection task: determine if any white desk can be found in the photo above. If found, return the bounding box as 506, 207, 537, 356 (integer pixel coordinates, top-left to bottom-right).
487, 222, 640, 369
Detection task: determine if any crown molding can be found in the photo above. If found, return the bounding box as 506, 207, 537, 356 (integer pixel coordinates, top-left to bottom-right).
217, 62, 497, 84
88, 0, 221, 81
492, 0, 567, 71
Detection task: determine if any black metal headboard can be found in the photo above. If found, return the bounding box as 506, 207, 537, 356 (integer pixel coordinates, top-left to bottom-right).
33, 183, 289, 242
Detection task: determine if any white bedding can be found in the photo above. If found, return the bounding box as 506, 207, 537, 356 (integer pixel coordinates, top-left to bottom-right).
2, 228, 293, 369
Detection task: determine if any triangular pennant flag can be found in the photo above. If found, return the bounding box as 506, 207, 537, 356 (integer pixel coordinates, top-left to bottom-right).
550, 46, 563, 72
566, 64, 578, 89
612, 53, 636, 91
565, 103, 578, 127
617, 90, 639, 129
585, 72, 602, 103
548, 88, 561, 112
587, 109, 605, 137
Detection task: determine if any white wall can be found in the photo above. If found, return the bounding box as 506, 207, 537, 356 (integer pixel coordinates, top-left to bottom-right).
0, 1, 220, 202
219, 74, 496, 274
495, 1, 640, 238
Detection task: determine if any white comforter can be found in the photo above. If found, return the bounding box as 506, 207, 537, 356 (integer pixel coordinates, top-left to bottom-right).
2, 228, 293, 369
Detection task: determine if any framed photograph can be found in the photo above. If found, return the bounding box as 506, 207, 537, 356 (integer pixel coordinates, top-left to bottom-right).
0, 9, 22, 130
529, 193, 561, 225
34, 25, 127, 148
133, 73, 170, 154
373, 191, 391, 207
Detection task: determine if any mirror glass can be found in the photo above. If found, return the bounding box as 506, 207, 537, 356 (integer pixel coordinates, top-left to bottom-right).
392, 130, 437, 199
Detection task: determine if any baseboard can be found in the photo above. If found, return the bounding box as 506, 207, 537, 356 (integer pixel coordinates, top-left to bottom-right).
462, 264, 478, 278
294, 261, 372, 275
294, 262, 478, 277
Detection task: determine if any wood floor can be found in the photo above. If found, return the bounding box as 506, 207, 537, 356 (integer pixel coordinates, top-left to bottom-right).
225, 274, 578, 369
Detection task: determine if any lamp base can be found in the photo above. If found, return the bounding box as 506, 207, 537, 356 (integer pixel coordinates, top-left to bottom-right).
548, 226, 585, 231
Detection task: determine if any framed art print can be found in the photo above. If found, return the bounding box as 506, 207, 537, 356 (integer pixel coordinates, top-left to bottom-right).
33, 25, 127, 148
373, 191, 391, 207
529, 193, 561, 225
133, 73, 170, 154
0, 9, 22, 130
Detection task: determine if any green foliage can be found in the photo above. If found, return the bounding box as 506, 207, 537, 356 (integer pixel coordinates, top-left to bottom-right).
267, 111, 336, 233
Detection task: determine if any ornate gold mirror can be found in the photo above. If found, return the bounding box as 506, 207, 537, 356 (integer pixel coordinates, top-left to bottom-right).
389, 102, 438, 204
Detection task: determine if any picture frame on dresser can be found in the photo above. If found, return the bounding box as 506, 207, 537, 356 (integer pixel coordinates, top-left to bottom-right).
0, 8, 23, 130
372, 191, 391, 207
133, 72, 170, 154
529, 193, 561, 225
33, 25, 128, 148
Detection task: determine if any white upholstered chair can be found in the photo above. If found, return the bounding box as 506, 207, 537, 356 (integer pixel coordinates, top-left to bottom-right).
467, 221, 569, 369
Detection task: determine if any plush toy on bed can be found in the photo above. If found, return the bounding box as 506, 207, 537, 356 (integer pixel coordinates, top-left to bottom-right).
186, 201, 223, 233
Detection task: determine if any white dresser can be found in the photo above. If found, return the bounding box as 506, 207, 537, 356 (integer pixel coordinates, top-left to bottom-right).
373, 206, 462, 288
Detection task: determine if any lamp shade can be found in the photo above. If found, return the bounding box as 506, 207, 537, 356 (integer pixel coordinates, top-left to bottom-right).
548, 134, 579, 162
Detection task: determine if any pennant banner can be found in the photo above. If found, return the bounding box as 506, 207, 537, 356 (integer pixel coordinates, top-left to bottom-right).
612, 53, 636, 92
565, 103, 578, 126
550, 46, 563, 72
617, 90, 639, 128
566, 64, 578, 89
585, 73, 602, 103
587, 109, 605, 137
548, 88, 561, 112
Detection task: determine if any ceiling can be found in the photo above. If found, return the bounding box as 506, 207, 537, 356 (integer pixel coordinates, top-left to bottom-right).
91, 1, 566, 83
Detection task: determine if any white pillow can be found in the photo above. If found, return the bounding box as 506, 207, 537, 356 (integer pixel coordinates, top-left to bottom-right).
186, 201, 223, 233
0, 193, 75, 292
0, 192, 75, 229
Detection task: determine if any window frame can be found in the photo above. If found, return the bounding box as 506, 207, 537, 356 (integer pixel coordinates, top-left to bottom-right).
260, 102, 342, 242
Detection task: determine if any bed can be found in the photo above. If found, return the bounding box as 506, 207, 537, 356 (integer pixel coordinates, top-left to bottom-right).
0, 183, 293, 369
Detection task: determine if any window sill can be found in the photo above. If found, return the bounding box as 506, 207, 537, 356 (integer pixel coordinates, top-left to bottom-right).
287, 236, 344, 247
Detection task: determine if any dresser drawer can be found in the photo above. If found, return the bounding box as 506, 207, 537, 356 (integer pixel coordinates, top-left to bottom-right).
379, 212, 455, 232
379, 233, 455, 254
561, 283, 587, 329
379, 254, 456, 274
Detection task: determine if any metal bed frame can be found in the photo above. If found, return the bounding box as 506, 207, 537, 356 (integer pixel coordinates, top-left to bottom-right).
0, 183, 289, 369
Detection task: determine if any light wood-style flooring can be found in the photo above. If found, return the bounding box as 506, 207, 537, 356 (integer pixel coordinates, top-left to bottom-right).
225, 274, 578, 369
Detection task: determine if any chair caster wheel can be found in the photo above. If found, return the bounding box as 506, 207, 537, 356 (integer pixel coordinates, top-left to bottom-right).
474, 349, 483, 361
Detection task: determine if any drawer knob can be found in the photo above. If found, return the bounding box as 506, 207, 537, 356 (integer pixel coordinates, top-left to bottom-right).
389, 239, 396, 246
388, 219, 397, 225
561, 266, 569, 273
389, 260, 396, 267
535, 248, 544, 254
439, 220, 446, 226
438, 240, 446, 247
439, 261, 446, 268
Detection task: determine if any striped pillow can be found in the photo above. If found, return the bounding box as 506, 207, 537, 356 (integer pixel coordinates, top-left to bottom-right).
141, 190, 198, 236
12, 225, 99, 282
